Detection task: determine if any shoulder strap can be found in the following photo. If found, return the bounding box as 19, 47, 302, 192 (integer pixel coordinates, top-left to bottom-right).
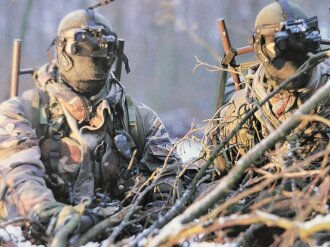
31, 88, 48, 138
125, 95, 146, 158
32, 88, 66, 174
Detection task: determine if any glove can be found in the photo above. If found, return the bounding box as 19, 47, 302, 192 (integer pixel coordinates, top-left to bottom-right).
29, 201, 66, 236
51, 203, 102, 235
48, 205, 81, 247
30, 200, 103, 245
78, 212, 103, 233
54, 205, 79, 231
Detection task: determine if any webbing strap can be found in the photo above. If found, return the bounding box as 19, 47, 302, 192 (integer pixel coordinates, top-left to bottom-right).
126, 95, 138, 144
32, 89, 48, 138
125, 95, 146, 158
32, 90, 40, 133
86, 8, 96, 27
277, 0, 294, 21
49, 135, 61, 173
32, 89, 62, 173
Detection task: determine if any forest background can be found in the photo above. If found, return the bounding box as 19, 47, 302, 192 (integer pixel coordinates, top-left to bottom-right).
0, 0, 328, 138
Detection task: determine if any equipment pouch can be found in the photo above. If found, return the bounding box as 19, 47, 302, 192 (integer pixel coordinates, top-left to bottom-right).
113, 130, 136, 159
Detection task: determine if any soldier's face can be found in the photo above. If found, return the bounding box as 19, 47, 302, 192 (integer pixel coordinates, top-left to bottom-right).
261, 36, 303, 85
57, 37, 110, 94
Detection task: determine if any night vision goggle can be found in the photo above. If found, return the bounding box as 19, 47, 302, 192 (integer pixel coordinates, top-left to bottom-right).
57, 25, 118, 58
251, 16, 321, 68
274, 16, 321, 53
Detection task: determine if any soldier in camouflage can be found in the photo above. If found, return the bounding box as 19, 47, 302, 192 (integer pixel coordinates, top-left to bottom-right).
213, 0, 329, 172
206, 1, 329, 245
0, 9, 182, 234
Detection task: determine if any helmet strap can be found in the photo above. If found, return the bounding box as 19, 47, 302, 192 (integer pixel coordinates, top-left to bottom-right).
276, 0, 294, 21
86, 8, 96, 27
59, 47, 73, 71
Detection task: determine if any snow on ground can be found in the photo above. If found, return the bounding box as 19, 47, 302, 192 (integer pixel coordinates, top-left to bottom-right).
176, 139, 203, 163
81, 242, 101, 247
0, 225, 104, 247
0, 225, 44, 247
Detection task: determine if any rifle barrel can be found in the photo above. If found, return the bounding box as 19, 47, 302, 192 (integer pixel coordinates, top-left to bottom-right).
236, 45, 254, 55
10, 39, 22, 98
217, 18, 232, 57
320, 39, 330, 45
20, 68, 35, 75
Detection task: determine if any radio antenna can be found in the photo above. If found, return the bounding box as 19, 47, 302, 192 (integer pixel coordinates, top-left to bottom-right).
89, 0, 115, 10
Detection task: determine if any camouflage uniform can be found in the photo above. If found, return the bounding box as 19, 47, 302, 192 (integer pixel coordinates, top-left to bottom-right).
0, 61, 181, 220
211, 1, 330, 171
207, 2, 329, 245
215, 60, 329, 169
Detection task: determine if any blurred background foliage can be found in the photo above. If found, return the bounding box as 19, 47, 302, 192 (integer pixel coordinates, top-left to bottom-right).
0, 0, 328, 137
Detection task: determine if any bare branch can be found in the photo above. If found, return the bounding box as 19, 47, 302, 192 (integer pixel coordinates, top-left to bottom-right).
146, 51, 330, 247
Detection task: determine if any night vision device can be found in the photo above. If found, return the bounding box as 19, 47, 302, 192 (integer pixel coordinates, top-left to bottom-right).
57, 26, 118, 58
274, 16, 321, 54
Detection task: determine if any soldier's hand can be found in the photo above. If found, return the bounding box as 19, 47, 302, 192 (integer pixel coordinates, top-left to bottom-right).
50, 204, 103, 235
29, 201, 66, 236
77, 211, 103, 233
46, 205, 82, 247
53, 205, 80, 232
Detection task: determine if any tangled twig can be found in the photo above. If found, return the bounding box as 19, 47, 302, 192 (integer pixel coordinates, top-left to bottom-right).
145, 51, 330, 247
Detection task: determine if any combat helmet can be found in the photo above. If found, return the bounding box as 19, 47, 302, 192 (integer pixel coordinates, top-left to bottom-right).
255, 1, 308, 28
57, 9, 113, 34
252, 0, 321, 84
56, 9, 118, 95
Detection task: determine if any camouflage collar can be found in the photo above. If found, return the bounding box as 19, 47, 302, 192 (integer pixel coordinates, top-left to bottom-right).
88, 77, 124, 108
35, 62, 127, 126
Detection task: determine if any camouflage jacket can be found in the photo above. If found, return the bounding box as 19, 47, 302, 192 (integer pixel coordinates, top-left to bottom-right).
0, 63, 182, 219
211, 60, 330, 171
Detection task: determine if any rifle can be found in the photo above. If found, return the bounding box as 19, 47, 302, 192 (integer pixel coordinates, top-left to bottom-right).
212, 19, 254, 172
10, 39, 35, 98
215, 18, 254, 109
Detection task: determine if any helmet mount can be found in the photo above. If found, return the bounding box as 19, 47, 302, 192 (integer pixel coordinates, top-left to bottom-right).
277, 0, 294, 21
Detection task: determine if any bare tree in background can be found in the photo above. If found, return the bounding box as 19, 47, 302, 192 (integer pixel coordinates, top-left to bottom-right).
0, 0, 328, 136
